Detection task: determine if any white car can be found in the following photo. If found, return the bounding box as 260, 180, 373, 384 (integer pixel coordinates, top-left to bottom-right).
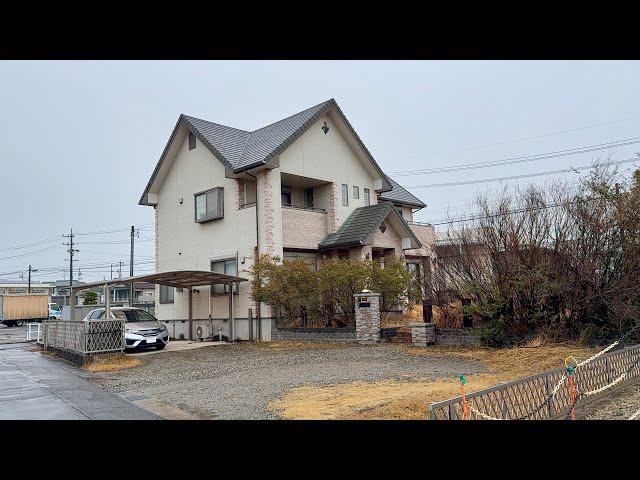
83, 307, 169, 351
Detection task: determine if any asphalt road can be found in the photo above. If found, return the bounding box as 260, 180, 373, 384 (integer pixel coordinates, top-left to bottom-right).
0, 324, 161, 420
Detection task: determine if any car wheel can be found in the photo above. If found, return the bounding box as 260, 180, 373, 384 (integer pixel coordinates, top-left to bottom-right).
155, 344, 166, 350
15, 320, 24, 327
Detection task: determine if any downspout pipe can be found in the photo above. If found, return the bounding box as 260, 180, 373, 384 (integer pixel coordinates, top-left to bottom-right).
244, 169, 261, 341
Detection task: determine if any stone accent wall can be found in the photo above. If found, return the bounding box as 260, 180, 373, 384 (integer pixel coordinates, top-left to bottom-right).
354, 293, 380, 344
271, 327, 356, 342
328, 182, 339, 232
263, 169, 275, 255
236, 179, 245, 210
411, 323, 435, 346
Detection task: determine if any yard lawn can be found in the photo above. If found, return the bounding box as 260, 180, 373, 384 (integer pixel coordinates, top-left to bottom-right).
268, 343, 600, 420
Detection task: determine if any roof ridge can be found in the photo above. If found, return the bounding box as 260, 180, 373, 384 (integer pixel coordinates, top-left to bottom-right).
249, 99, 334, 134
182, 114, 250, 134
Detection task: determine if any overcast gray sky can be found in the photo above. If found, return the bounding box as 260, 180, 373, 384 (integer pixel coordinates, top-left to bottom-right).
1, 60, 639, 283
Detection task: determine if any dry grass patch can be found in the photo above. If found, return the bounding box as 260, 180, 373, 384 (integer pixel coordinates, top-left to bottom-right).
83, 355, 141, 373
242, 341, 355, 352
269, 343, 600, 420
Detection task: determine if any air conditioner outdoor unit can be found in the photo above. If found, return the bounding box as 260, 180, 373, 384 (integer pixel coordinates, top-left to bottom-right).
195, 324, 209, 339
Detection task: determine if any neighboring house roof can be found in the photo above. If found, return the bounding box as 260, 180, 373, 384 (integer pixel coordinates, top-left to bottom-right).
140, 98, 394, 205
319, 202, 422, 250
378, 177, 426, 209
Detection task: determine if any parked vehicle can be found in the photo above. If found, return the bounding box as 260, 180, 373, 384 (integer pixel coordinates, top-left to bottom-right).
82, 307, 169, 351
0, 294, 49, 327
48, 303, 62, 320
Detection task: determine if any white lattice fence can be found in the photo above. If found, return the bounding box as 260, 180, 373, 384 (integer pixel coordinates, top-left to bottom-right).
44, 320, 124, 354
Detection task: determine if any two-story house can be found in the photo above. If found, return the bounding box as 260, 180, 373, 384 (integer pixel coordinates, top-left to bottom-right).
139, 98, 435, 340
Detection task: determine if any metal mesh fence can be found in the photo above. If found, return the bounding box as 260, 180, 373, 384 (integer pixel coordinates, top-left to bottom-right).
43, 320, 124, 354
430, 343, 640, 420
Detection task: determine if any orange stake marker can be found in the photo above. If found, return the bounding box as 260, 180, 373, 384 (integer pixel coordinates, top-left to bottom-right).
459, 374, 469, 420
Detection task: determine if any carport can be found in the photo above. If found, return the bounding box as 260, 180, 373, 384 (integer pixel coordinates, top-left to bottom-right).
68, 270, 248, 341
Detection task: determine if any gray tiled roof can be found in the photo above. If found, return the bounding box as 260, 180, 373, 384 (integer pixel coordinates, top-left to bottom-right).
319, 201, 421, 249
140, 98, 394, 205
378, 177, 426, 208
185, 100, 332, 171
182, 116, 250, 168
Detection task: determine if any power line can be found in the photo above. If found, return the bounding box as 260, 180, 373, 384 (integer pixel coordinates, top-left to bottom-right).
74, 224, 154, 236
388, 137, 640, 176
393, 115, 640, 161
0, 235, 61, 252
405, 157, 640, 189
0, 244, 62, 262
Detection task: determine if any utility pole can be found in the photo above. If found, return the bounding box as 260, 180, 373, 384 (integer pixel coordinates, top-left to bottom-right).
118, 261, 122, 278
63, 229, 78, 289
110, 264, 113, 280
63, 229, 79, 317
28, 265, 38, 293
130, 225, 135, 307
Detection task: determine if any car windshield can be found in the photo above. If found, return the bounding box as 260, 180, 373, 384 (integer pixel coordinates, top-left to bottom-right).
49, 304, 61, 312
107, 309, 157, 323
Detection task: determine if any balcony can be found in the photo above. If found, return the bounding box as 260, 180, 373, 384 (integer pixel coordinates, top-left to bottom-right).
282, 205, 328, 250
405, 221, 436, 256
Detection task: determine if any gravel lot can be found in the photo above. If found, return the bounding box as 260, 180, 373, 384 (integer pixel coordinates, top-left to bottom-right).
583, 380, 640, 420
91, 342, 486, 419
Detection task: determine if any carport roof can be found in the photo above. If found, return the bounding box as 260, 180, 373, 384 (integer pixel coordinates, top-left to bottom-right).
70, 270, 247, 292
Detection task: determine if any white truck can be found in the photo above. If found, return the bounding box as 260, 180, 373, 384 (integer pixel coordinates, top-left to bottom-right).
0, 294, 61, 327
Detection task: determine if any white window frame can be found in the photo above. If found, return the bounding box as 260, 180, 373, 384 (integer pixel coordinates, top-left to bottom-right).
211, 256, 238, 295
194, 187, 224, 223
159, 284, 175, 304
353, 186, 360, 199
342, 184, 349, 206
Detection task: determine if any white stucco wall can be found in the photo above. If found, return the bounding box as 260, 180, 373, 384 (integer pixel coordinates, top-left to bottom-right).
154, 134, 257, 333
278, 113, 379, 233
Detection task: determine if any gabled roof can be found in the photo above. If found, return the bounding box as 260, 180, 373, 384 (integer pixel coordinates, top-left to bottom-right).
319, 201, 422, 250
140, 98, 392, 205
378, 177, 427, 209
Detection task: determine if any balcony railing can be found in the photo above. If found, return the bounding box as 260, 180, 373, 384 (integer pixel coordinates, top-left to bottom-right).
282, 204, 326, 213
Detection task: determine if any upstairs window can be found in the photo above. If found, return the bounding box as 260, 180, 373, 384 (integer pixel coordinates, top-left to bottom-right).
188, 132, 196, 150
364, 188, 370, 206
195, 187, 224, 222
353, 186, 360, 199
342, 184, 349, 206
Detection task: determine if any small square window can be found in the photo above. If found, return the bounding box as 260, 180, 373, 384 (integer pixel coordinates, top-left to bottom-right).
159, 285, 175, 304
353, 186, 360, 199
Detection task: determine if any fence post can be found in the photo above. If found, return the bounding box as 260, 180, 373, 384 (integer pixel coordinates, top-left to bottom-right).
499, 383, 507, 419
449, 403, 458, 420
429, 402, 436, 420
605, 356, 611, 385
84, 321, 88, 353
546, 374, 554, 417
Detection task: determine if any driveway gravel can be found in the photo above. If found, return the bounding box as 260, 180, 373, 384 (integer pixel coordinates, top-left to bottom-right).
91, 342, 486, 419
583, 380, 640, 420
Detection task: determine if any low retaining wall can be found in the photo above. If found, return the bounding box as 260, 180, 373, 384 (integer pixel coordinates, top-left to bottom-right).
435, 328, 482, 346
271, 327, 356, 342
411, 323, 436, 346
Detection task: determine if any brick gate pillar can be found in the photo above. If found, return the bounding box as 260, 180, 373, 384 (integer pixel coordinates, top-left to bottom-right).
354, 291, 380, 344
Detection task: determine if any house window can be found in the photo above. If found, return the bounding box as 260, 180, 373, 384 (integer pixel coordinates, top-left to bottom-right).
194, 187, 224, 222
211, 258, 238, 294
305, 188, 314, 208
342, 184, 349, 206
281, 191, 292, 206
364, 188, 370, 206
189, 132, 196, 150
353, 186, 360, 199
159, 284, 174, 304
396, 207, 404, 218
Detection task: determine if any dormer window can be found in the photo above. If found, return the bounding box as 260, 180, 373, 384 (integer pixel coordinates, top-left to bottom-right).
188, 132, 196, 150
